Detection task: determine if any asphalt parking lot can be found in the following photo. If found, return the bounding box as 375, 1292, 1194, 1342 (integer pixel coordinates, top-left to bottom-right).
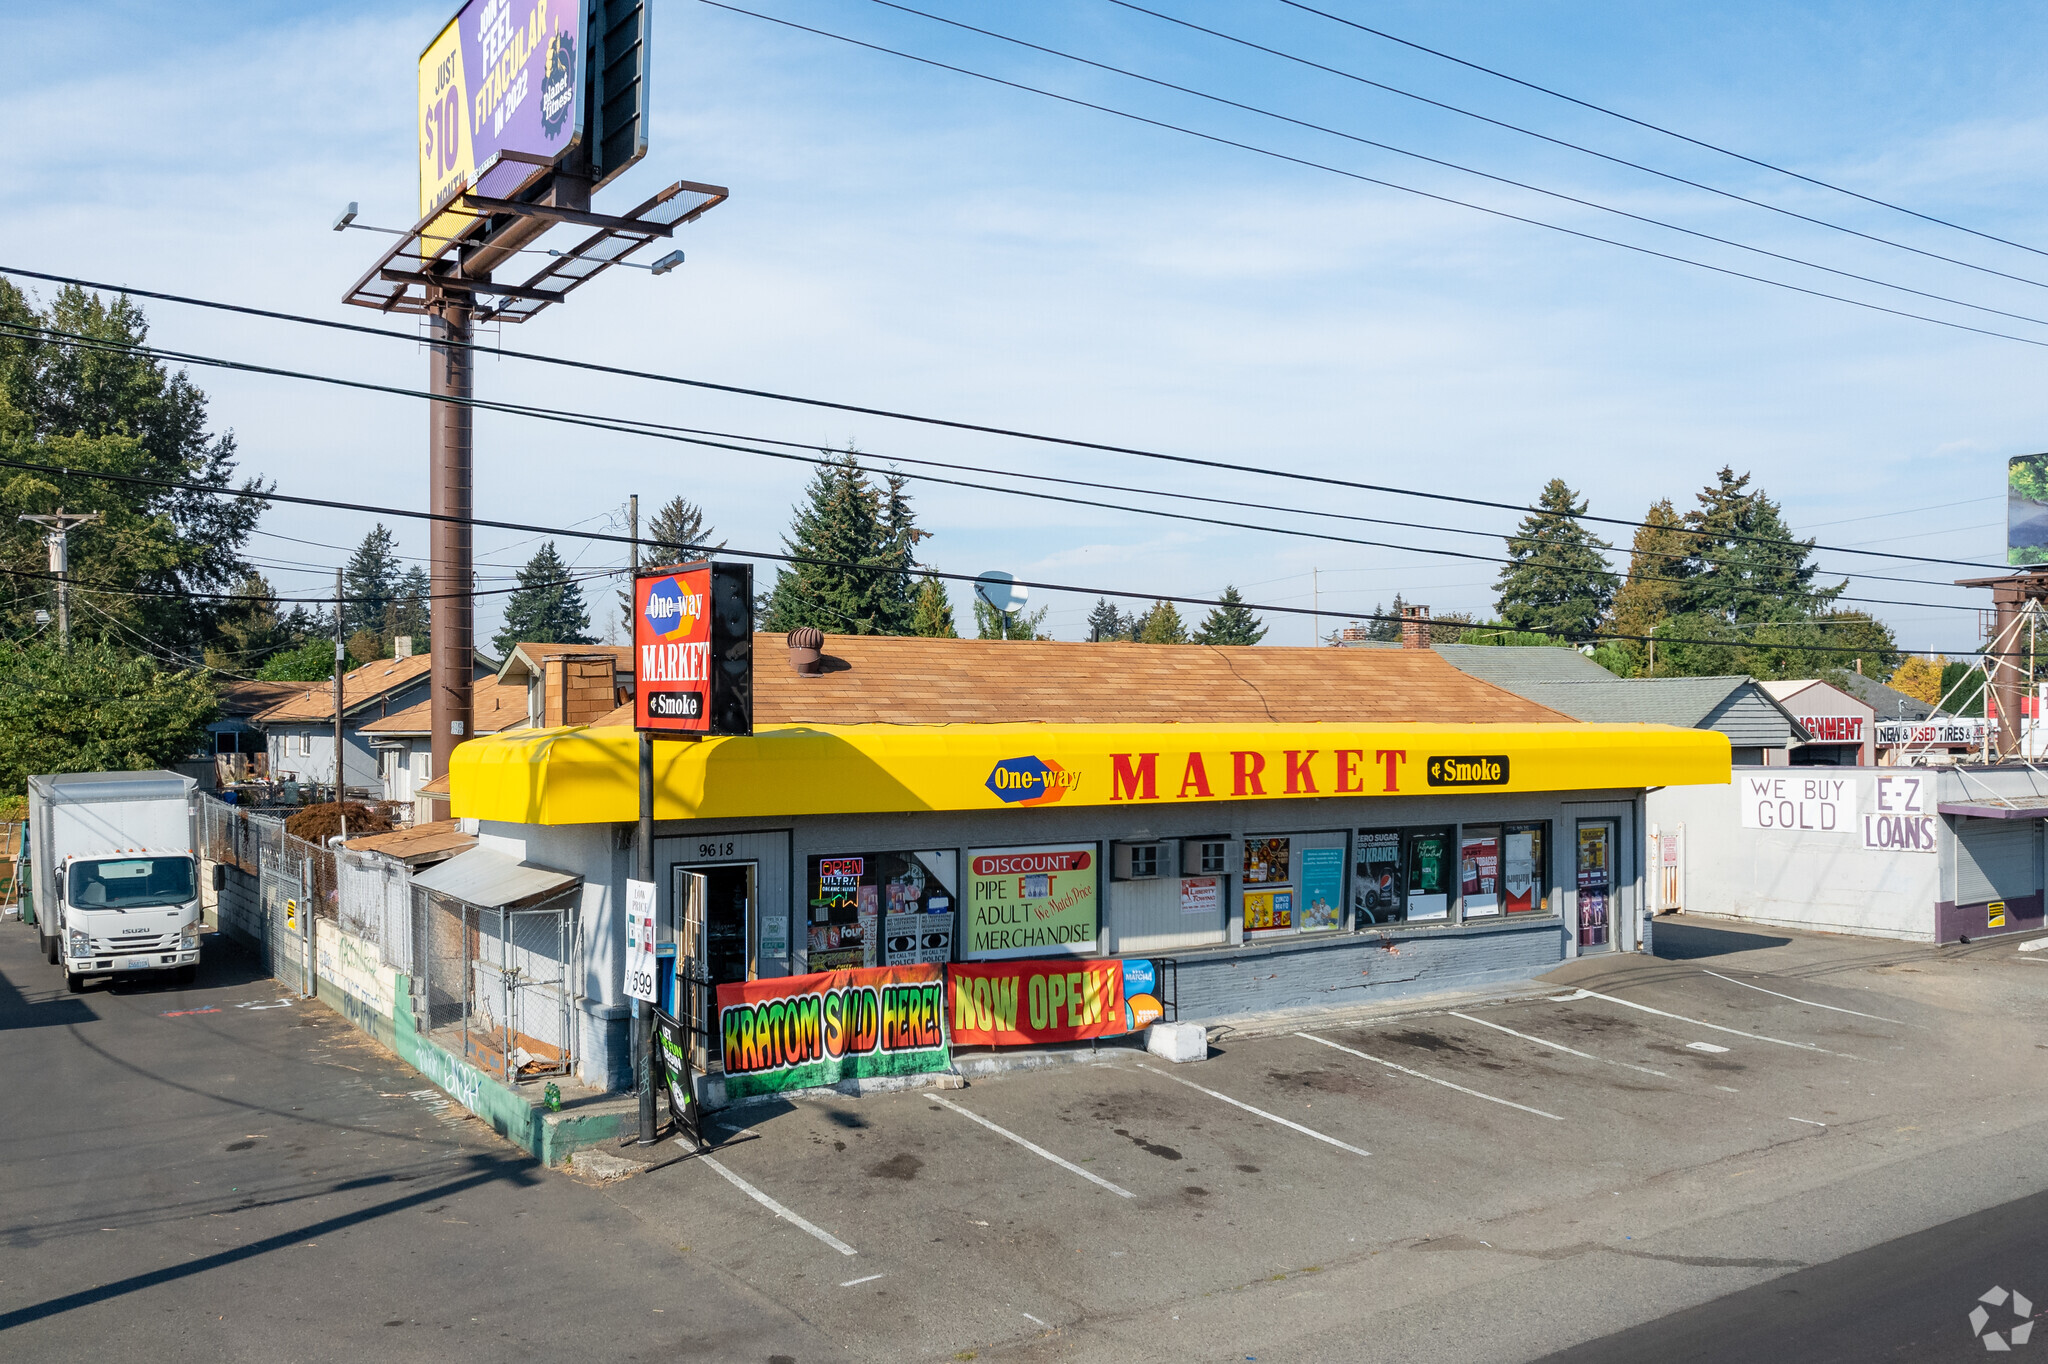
609, 918, 2048, 1362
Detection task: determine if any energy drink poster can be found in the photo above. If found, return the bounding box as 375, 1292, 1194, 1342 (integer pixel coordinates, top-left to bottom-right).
1354, 830, 1405, 925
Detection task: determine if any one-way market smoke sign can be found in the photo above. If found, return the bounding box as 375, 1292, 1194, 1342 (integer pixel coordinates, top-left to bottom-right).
716, 965, 949, 1099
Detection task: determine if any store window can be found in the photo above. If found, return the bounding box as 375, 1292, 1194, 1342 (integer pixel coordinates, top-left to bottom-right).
1242, 834, 1344, 938
964, 843, 1099, 960
1460, 825, 1502, 918
1354, 830, 1405, 925
1502, 822, 1549, 914
1406, 828, 1452, 921
805, 851, 957, 970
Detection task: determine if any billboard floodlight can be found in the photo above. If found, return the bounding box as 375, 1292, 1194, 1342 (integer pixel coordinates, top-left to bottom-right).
332, 202, 358, 232
650, 250, 686, 275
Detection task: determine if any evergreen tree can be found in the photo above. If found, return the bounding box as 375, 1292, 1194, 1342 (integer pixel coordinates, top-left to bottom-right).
493, 541, 593, 653
761, 452, 925, 634
1494, 479, 1617, 639
974, 599, 1048, 640
392, 566, 431, 653
1133, 599, 1188, 644
206, 573, 297, 672
1086, 597, 1133, 642
909, 572, 959, 637
1606, 498, 1693, 671
1681, 468, 1841, 624
342, 523, 402, 637
0, 283, 268, 652
257, 636, 355, 682
1364, 594, 1408, 642
1193, 586, 1267, 646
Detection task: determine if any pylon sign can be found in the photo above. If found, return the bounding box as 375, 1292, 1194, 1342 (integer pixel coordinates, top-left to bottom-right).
634, 561, 753, 737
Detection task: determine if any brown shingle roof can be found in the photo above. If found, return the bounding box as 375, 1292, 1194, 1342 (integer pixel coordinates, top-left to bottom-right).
216, 680, 308, 718
595, 634, 1569, 726
496, 642, 630, 683
360, 677, 526, 736
255, 653, 435, 724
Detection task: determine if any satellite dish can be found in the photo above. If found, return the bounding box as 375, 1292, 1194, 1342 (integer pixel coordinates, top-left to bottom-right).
974, 570, 1029, 616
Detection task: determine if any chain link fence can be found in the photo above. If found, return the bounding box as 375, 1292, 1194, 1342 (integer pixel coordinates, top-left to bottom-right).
199, 793, 579, 1084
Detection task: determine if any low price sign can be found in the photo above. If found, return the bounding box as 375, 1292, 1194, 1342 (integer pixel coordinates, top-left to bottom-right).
623, 879, 658, 1003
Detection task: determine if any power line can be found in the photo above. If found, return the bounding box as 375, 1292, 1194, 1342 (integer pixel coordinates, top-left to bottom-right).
862, 0, 2048, 329
0, 263, 2013, 572
0, 450, 1961, 659
699, 2, 2048, 357
0, 320, 1983, 615
1099, 0, 2048, 293
1265, 0, 2048, 263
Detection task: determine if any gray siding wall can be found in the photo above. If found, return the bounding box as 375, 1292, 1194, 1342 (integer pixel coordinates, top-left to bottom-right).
1703, 690, 1796, 748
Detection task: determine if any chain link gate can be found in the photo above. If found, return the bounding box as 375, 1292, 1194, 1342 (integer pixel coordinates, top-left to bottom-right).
258, 844, 311, 994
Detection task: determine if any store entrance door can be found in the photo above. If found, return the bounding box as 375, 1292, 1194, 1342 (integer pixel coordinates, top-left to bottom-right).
1574, 818, 1619, 952
674, 861, 755, 1066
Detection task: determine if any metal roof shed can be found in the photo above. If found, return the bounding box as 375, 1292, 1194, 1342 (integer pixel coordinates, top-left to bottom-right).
412, 846, 580, 908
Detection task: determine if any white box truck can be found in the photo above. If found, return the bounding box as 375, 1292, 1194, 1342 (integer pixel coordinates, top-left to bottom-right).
28, 771, 203, 992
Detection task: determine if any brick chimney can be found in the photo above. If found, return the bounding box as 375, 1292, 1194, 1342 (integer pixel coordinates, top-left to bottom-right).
543, 653, 620, 726
1400, 604, 1432, 649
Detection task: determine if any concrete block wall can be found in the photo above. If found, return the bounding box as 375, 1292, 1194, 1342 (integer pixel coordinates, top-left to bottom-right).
1178, 918, 1565, 1022
212, 862, 264, 950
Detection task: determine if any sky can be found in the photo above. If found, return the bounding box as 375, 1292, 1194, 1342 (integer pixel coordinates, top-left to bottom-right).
5, 0, 2047, 655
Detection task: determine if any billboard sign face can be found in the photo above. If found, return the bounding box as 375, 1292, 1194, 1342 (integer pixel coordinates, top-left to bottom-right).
634, 562, 754, 736
2010, 453, 2048, 566
418, 0, 586, 248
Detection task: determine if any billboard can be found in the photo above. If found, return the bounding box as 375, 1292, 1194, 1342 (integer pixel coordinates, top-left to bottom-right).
418, 0, 587, 245
2010, 453, 2048, 566
633, 561, 754, 736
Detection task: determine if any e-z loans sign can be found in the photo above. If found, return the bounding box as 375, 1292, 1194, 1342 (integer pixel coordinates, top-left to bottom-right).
1863, 772, 1935, 853
1741, 775, 1854, 832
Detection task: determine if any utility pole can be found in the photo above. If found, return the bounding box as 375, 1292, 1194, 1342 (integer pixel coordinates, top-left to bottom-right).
333, 568, 346, 804
17, 508, 100, 651
428, 299, 475, 782
1312, 567, 1320, 647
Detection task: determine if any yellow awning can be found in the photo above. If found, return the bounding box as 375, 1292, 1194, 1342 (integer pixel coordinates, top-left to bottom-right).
451, 721, 1729, 826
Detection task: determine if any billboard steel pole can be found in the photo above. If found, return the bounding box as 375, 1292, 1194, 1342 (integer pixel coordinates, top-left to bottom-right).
428, 298, 475, 781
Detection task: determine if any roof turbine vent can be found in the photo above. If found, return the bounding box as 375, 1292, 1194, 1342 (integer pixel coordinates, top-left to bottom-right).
788, 627, 825, 676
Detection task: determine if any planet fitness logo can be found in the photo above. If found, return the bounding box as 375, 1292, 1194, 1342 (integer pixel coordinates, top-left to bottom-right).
540, 29, 577, 139
643, 577, 701, 642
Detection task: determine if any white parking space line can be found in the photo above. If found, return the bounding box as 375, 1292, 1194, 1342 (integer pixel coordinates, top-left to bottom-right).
930, 1096, 1135, 1198
1298, 1033, 1565, 1121
1788, 1117, 1828, 1128
1133, 1063, 1371, 1157
1699, 969, 1911, 1026
1554, 988, 1858, 1059
841, 1273, 886, 1288
701, 1155, 858, 1256
1448, 1010, 1670, 1077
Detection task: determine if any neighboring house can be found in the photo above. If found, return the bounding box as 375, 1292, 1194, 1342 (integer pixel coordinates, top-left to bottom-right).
1761, 679, 1877, 767
1832, 670, 1937, 725
359, 676, 525, 805
207, 679, 305, 786
256, 652, 498, 794
1458, 672, 1811, 766
494, 642, 631, 730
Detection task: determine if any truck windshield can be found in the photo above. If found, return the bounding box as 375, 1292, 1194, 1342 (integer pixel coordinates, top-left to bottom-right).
68, 857, 196, 910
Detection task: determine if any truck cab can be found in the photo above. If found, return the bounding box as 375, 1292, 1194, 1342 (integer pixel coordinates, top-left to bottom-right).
54, 850, 202, 989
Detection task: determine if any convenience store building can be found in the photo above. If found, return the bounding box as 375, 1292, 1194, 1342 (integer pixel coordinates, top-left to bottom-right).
448, 635, 1728, 1092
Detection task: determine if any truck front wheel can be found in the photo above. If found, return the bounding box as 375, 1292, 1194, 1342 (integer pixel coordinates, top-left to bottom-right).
65, 971, 83, 993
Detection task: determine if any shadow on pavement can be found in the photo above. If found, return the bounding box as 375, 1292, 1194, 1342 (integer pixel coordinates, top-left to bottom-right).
1652, 920, 1792, 960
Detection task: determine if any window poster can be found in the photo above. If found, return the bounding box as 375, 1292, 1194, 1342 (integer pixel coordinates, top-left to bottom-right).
1406, 830, 1451, 921
1354, 830, 1406, 925
1298, 847, 1343, 932
807, 851, 958, 971
964, 844, 1099, 960
1576, 824, 1611, 947
1180, 876, 1221, 917
1460, 828, 1501, 918
1503, 824, 1544, 914
1244, 888, 1294, 935
1242, 838, 1292, 885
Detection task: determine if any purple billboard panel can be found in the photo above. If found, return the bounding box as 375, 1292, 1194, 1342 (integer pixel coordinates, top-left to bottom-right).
418, 0, 586, 231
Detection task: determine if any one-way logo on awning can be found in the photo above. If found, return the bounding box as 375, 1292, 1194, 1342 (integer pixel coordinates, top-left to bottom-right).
1427, 755, 1509, 787
986, 756, 1078, 806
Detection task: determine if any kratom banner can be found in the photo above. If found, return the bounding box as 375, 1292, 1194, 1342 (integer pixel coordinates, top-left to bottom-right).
716, 964, 950, 1099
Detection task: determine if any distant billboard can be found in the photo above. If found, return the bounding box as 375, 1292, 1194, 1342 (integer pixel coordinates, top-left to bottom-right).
2009, 453, 2048, 566
418, 0, 587, 242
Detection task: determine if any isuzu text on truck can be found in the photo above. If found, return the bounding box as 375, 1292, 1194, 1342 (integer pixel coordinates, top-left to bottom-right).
29, 771, 203, 992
